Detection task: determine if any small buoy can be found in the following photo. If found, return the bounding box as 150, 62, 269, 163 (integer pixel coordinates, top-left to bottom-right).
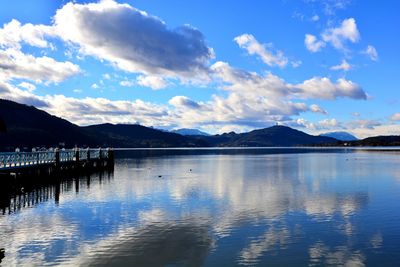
189, 169, 192, 172
158, 175, 162, 178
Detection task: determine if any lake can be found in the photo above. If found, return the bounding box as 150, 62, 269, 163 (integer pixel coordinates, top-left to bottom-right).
1, 148, 400, 266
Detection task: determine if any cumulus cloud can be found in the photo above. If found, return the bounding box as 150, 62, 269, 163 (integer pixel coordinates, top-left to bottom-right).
363, 45, 378, 61
18, 81, 36, 92
290, 118, 341, 131
305, 18, 360, 52
0, 19, 54, 49
330, 59, 351, 71
119, 80, 134, 87
234, 34, 288, 68
53, 0, 214, 80
137, 75, 168, 90
212, 61, 366, 101
169, 96, 201, 109
305, 34, 325, 52
293, 77, 366, 100
167, 61, 364, 131
318, 118, 339, 128
310, 104, 327, 114
322, 18, 360, 50
0, 48, 80, 83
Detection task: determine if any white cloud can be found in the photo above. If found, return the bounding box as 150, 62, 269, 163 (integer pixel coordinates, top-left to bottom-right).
390, 113, 400, 121
137, 75, 168, 90
293, 77, 366, 100
322, 18, 360, 50
119, 80, 135, 87
321, 0, 352, 15
53, 0, 214, 80
291, 60, 302, 68
0, 19, 54, 49
102, 73, 111, 80
169, 96, 202, 109
0, 80, 48, 107
234, 34, 288, 68
310, 104, 327, 114
291, 118, 341, 131
350, 124, 400, 139
347, 119, 381, 130
0, 48, 80, 84
318, 118, 339, 128
17, 81, 36, 92
305, 18, 360, 52
311, 15, 320, 22
305, 34, 325, 52
91, 83, 99, 89
363, 45, 378, 61
0, 80, 171, 126
330, 59, 351, 71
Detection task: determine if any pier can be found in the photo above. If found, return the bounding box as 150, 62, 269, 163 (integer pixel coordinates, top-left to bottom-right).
0, 148, 114, 177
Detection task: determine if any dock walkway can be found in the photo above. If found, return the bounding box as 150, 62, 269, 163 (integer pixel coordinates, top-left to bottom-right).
0, 148, 114, 175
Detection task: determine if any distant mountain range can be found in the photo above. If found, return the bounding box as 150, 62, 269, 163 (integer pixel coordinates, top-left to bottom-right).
171, 128, 210, 136
320, 131, 358, 141
0, 99, 399, 150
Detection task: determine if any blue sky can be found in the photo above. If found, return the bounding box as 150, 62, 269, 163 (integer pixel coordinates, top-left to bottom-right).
0, 0, 399, 137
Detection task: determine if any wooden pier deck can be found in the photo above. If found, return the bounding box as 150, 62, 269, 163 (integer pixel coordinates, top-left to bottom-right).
0, 148, 114, 176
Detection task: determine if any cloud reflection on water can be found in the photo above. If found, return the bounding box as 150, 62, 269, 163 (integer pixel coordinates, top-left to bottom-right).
0, 151, 397, 266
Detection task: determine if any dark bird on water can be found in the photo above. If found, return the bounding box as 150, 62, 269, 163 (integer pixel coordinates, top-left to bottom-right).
0, 248, 5, 263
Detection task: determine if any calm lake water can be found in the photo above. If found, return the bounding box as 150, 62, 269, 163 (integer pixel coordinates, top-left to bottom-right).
1, 148, 400, 266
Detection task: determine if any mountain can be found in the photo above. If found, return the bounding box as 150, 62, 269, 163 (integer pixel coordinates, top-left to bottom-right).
198, 126, 338, 147
320, 131, 358, 141
2, 99, 399, 149
0, 99, 205, 150
344, 136, 400, 146
84, 124, 206, 147
0, 99, 97, 150
171, 128, 210, 136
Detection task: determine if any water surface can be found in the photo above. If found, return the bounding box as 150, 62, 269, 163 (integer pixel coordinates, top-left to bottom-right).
1, 148, 400, 266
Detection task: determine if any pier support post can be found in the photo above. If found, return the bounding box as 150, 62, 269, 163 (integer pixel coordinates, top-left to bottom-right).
75, 148, 80, 162
107, 148, 114, 167
86, 147, 90, 161
74, 148, 80, 169
55, 148, 60, 169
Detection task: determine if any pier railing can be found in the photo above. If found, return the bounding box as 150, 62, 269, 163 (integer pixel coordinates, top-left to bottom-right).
0, 148, 111, 170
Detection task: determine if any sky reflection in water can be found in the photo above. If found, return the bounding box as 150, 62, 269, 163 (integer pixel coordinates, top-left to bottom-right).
1, 149, 400, 266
